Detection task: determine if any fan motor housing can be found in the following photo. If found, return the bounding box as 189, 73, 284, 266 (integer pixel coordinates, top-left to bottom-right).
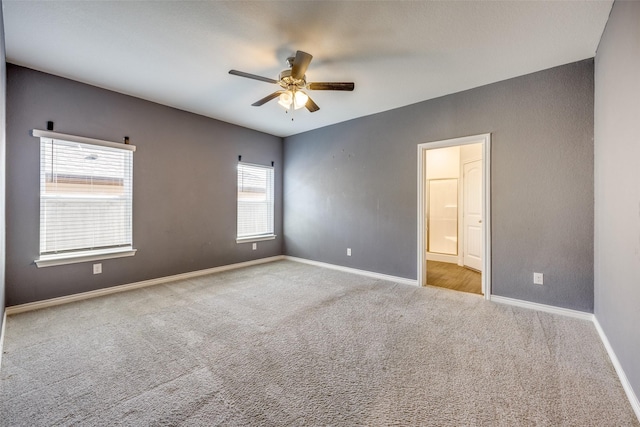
279, 69, 306, 89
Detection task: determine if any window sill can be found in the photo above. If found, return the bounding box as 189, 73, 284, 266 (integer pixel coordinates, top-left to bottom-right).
236, 235, 277, 244
35, 248, 137, 268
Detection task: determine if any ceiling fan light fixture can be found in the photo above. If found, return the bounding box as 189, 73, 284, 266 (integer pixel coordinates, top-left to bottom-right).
278, 90, 293, 108
293, 90, 309, 110
230, 50, 354, 113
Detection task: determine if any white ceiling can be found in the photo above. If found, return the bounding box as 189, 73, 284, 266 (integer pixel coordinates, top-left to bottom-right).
3, 1, 612, 138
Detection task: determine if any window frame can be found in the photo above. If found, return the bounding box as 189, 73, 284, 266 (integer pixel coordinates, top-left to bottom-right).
32, 129, 137, 267
236, 161, 276, 244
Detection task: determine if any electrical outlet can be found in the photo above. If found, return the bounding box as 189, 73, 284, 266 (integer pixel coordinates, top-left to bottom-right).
252, 243, 257, 250
347, 248, 351, 256
93, 263, 102, 275
533, 272, 543, 285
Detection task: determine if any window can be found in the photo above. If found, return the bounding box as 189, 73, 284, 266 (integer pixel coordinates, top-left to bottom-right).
34, 130, 136, 267
237, 162, 275, 242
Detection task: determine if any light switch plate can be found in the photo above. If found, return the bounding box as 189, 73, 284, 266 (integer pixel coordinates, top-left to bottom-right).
533, 272, 543, 285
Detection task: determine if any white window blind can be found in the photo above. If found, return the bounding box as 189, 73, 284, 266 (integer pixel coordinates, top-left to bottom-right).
38, 135, 134, 258
237, 162, 274, 240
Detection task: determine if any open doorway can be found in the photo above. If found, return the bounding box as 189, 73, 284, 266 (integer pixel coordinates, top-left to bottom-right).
417, 134, 491, 298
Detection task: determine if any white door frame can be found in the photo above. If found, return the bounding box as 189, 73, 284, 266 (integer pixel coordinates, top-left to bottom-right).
417, 134, 491, 299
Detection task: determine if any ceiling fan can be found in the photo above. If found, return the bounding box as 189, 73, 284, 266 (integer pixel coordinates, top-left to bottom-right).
229, 50, 354, 113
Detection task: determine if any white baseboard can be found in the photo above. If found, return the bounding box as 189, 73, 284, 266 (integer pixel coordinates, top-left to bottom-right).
425, 253, 459, 264
489, 295, 594, 321
285, 256, 418, 287
593, 318, 640, 421
5, 255, 285, 315
0, 310, 6, 369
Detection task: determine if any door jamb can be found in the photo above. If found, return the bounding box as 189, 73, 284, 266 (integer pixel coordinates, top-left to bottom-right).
417, 134, 491, 299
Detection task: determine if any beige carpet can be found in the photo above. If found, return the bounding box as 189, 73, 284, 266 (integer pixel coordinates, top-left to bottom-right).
1, 260, 638, 426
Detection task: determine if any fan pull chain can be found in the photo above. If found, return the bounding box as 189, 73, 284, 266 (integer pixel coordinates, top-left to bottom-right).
285, 108, 295, 121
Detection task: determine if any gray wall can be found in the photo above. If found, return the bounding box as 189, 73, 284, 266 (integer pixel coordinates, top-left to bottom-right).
284, 60, 594, 312
6, 65, 283, 306
1, 0, 7, 326
594, 0, 640, 406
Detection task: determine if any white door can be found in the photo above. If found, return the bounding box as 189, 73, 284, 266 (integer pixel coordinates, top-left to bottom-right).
463, 160, 482, 271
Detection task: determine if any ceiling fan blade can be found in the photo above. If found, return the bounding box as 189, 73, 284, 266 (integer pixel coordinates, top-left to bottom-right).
229, 70, 278, 84
291, 50, 313, 80
308, 82, 355, 91
305, 96, 320, 113
251, 91, 284, 106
